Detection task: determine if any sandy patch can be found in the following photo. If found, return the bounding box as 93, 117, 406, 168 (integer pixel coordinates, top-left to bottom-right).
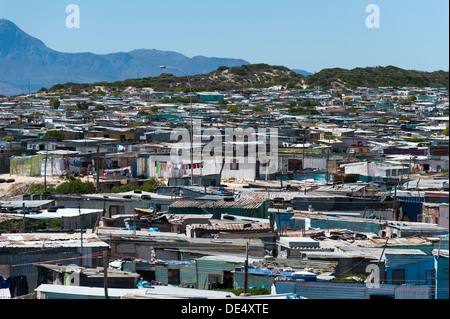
0, 174, 90, 201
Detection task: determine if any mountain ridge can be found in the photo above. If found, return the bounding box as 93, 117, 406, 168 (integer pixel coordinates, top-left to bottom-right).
0, 19, 250, 95
44, 63, 449, 95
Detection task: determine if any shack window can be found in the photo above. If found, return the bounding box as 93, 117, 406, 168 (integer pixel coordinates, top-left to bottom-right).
392, 269, 405, 285
230, 159, 239, 170
168, 269, 180, 285
109, 205, 125, 216
208, 274, 221, 290
219, 271, 233, 289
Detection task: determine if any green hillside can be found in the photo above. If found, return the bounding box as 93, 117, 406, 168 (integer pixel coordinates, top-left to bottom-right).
45, 64, 449, 94
305, 66, 449, 89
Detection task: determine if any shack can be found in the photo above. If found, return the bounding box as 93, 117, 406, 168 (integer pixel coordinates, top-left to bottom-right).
36, 263, 139, 288
168, 198, 270, 219
0, 232, 109, 297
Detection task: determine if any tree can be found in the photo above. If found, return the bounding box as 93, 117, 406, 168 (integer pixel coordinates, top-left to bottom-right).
107, 178, 164, 193
110, 184, 139, 193
44, 130, 66, 141
138, 111, 151, 117
442, 125, 449, 136
49, 98, 61, 109
400, 99, 412, 105
28, 183, 46, 194
76, 101, 91, 110
55, 179, 96, 194
251, 106, 263, 113
28, 183, 56, 194
226, 104, 239, 114
139, 178, 164, 192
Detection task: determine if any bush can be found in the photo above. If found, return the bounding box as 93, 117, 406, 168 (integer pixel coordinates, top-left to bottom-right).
55, 179, 96, 194
139, 178, 164, 192
110, 184, 140, 193
28, 183, 46, 194
216, 287, 271, 296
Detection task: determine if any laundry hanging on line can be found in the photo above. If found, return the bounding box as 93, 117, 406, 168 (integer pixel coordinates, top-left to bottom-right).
155, 161, 204, 171
103, 166, 132, 177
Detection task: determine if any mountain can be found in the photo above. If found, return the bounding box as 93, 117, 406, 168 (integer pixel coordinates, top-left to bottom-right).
0, 19, 249, 95
46, 63, 450, 95
292, 69, 313, 77
305, 66, 449, 89
46, 63, 307, 93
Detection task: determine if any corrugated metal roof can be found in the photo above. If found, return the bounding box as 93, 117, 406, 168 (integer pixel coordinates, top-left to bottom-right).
189, 222, 271, 231
0, 232, 108, 248
169, 198, 267, 210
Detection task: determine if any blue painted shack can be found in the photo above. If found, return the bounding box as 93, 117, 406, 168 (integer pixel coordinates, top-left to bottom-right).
292, 212, 384, 235
433, 249, 449, 300
273, 280, 431, 299
395, 190, 425, 222
384, 253, 435, 287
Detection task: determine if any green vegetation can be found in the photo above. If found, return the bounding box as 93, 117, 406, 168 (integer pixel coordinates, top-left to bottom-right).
287, 99, 320, 115
106, 178, 164, 193
43, 130, 66, 141
129, 121, 145, 127
2, 218, 61, 232
305, 66, 449, 89
250, 106, 263, 113
76, 101, 92, 110
28, 183, 54, 194
137, 111, 151, 117
109, 184, 139, 193
404, 136, 429, 142
331, 274, 367, 283
48, 98, 60, 109
56, 179, 96, 194
226, 104, 239, 114
45, 64, 449, 94
216, 287, 271, 296
27, 178, 95, 195
47, 64, 305, 93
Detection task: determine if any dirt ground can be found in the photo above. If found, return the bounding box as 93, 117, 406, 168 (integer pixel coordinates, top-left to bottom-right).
0, 174, 90, 201
0, 173, 251, 201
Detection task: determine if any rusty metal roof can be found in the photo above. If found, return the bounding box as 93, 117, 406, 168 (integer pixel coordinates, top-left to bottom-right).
169, 197, 268, 210
189, 222, 271, 232
0, 232, 109, 248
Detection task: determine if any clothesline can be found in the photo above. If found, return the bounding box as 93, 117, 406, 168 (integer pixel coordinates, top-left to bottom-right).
103, 166, 132, 177
155, 161, 205, 175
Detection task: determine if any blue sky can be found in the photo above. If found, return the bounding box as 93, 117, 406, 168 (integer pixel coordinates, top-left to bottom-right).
1, 0, 448, 72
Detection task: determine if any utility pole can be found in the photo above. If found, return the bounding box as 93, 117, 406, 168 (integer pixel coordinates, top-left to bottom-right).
79, 203, 83, 267
44, 140, 48, 192
406, 156, 412, 190
302, 127, 306, 165
244, 241, 249, 294
326, 147, 330, 184
103, 250, 109, 299
22, 202, 26, 232
96, 144, 100, 192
